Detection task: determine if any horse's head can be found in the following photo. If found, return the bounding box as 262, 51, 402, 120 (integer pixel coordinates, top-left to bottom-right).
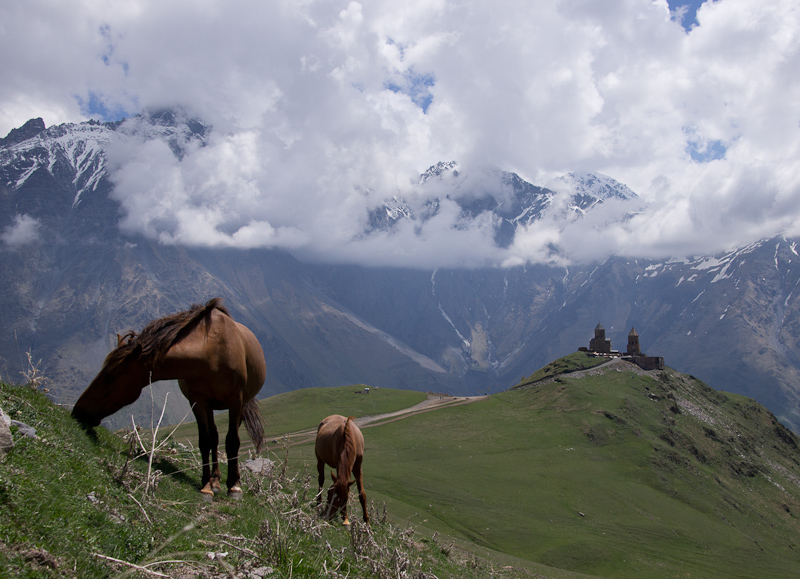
325, 471, 355, 524
72, 340, 148, 426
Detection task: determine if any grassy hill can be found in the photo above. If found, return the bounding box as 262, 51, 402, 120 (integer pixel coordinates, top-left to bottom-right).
513, 351, 608, 387
0, 382, 537, 578
280, 356, 800, 578
5, 352, 800, 578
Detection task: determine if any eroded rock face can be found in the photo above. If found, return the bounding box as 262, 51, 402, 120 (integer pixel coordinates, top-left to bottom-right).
0, 117, 46, 147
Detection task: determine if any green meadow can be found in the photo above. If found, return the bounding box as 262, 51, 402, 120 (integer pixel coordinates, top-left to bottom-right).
0, 382, 525, 578
268, 361, 800, 578
170, 384, 428, 446
6, 352, 800, 578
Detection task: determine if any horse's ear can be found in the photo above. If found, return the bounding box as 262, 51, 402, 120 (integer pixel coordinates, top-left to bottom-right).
348, 480, 355, 488
116, 333, 124, 346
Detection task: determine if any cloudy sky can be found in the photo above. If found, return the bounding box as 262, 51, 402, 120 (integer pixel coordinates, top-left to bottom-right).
2, 0, 799, 267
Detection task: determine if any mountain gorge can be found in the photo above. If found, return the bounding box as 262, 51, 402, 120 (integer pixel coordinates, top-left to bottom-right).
2, 113, 800, 432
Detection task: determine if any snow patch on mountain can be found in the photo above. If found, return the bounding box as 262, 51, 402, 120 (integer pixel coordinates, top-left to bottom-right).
117, 109, 209, 159
382, 196, 413, 220
368, 165, 642, 254
0, 111, 210, 209
0, 122, 117, 205
643, 239, 768, 285
557, 171, 638, 202
419, 160, 459, 184
431, 269, 469, 347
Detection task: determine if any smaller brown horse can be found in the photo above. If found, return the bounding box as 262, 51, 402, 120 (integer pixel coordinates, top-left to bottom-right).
72, 298, 266, 499
315, 415, 368, 525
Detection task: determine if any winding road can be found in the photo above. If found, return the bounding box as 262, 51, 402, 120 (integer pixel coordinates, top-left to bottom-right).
266, 394, 487, 450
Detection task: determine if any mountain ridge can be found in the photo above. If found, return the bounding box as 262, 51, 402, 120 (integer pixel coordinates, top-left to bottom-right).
2, 114, 800, 435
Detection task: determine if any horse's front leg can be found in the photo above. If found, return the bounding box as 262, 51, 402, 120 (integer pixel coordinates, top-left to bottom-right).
225, 404, 243, 498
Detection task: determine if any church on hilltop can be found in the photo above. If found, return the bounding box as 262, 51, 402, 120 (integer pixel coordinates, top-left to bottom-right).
579, 323, 664, 371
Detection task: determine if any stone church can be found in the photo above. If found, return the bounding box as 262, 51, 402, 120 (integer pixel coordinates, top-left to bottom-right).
579, 323, 664, 370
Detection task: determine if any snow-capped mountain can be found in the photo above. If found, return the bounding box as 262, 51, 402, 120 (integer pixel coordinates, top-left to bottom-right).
558, 171, 637, 200
0, 108, 208, 209
555, 171, 644, 219
0, 113, 469, 427
418, 160, 459, 184
116, 108, 209, 158
0, 118, 115, 207
367, 163, 642, 248
3, 113, 800, 435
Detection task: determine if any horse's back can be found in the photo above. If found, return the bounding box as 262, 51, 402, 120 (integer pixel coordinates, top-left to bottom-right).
315, 415, 363, 465
315, 415, 343, 463
316, 413, 342, 442
168, 307, 265, 407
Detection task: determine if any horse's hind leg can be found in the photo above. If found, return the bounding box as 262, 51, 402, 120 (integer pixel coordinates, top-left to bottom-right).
208, 411, 222, 494
353, 456, 369, 524
192, 404, 218, 497
225, 405, 243, 498
316, 457, 325, 508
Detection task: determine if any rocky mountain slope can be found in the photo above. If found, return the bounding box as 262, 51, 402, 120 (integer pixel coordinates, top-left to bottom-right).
312, 238, 800, 431
2, 113, 800, 433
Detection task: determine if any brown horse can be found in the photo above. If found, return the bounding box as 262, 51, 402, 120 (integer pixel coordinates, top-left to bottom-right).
315, 414, 368, 525
72, 298, 266, 499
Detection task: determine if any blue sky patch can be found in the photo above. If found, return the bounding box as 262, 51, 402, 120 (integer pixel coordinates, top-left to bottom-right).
99, 24, 129, 74
385, 69, 435, 113
687, 137, 727, 162
667, 0, 710, 32
75, 91, 134, 123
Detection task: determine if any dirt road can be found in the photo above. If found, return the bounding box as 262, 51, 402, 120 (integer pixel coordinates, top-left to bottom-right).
269, 394, 487, 449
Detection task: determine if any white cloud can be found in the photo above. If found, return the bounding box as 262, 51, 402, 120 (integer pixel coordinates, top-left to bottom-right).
1, 215, 41, 247
1, 0, 799, 266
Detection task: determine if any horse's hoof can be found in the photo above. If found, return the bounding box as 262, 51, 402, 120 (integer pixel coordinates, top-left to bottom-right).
200, 491, 214, 503
228, 487, 243, 500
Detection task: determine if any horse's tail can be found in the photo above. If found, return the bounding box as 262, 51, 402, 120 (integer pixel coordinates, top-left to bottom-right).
338, 417, 358, 478
342, 416, 355, 445
243, 398, 265, 454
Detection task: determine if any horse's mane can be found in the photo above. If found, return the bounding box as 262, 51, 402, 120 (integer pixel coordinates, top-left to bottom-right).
104, 298, 231, 371
336, 416, 357, 485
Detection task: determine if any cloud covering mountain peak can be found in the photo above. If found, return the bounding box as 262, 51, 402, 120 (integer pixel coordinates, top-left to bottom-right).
2, 0, 799, 266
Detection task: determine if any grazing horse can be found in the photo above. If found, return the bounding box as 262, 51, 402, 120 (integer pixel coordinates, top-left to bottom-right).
315, 414, 369, 525
72, 298, 266, 499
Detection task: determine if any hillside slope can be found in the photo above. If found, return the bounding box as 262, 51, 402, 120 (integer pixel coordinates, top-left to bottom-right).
6, 355, 800, 578
0, 381, 552, 579
284, 355, 800, 578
